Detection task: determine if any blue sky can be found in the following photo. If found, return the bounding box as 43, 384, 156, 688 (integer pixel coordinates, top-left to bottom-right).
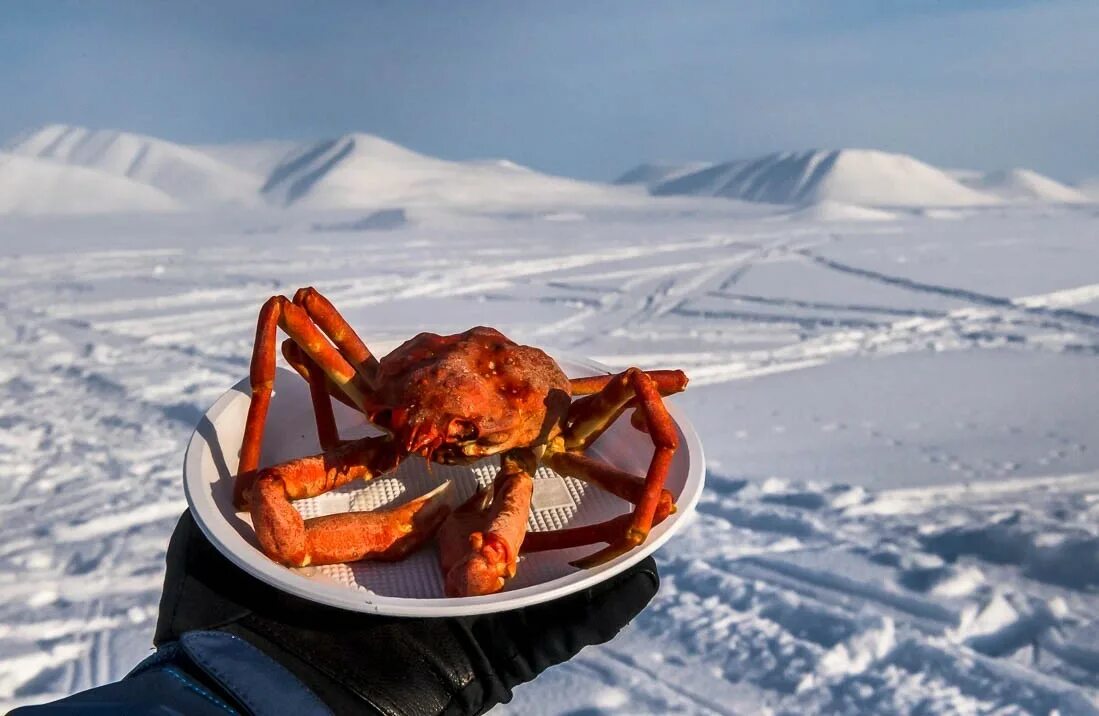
2, 1, 1096, 181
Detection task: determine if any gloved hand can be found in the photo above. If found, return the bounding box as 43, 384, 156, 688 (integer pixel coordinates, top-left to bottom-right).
155, 511, 659, 716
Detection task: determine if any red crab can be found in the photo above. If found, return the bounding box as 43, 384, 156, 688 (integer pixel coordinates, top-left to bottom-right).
234, 287, 688, 597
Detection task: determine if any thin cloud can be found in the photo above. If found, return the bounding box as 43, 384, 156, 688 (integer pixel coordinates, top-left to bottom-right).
0, 1, 1093, 181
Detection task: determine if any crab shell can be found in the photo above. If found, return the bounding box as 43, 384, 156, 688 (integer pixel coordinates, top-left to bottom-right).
372, 327, 572, 464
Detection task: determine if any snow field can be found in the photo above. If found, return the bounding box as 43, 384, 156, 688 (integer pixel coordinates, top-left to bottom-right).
0, 132, 1097, 712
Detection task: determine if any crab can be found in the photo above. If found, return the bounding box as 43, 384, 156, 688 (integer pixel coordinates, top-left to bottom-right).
234, 287, 688, 597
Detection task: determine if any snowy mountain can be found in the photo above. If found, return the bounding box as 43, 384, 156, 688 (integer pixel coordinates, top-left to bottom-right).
614, 161, 714, 189
0, 126, 617, 214
189, 139, 300, 176
5, 125, 262, 206
260, 133, 430, 206
1, 126, 1086, 216
0, 152, 179, 215
959, 168, 1088, 203
650, 149, 1001, 207
260, 132, 614, 209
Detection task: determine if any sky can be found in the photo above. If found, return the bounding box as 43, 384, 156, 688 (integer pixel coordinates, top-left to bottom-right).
1, 1, 1096, 182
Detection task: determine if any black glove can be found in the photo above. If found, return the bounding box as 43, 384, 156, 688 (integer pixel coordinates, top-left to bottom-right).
156, 511, 659, 716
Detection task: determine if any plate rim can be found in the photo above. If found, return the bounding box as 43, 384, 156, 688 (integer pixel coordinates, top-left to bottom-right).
184, 354, 705, 617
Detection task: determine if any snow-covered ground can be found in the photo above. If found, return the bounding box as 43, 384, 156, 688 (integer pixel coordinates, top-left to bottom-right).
1, 130, 1098, 714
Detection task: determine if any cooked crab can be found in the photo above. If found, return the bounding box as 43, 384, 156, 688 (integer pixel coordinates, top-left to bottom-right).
234, 287, 687, 597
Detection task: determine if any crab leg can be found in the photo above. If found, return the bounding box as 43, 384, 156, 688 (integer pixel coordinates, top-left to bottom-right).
298, 483, 452, 565
278, 298, 376, 409
284, 286, 391, 448
437, 450, 536, 597
248, 436, 451, 566
542, 451, 674, 520
522, 502, 677, 554
568, 370, 687, 439
282, 342, 341, 450
236, 297, 285, 505
568, 369, 688, 397
563, 368, 652, 450
292, 287, 381, 389
235, 295, 379, 506
523, 453, 675, 555
552, 369, 679, 568
282, 340, 358, 411
522, 513, 661, 555
522, 514, 632, 554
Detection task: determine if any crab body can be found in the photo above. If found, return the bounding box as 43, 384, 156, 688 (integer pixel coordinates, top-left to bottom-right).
373, 327, 572, 465
235, 288, 687, 597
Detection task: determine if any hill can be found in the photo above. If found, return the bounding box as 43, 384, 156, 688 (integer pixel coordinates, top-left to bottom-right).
959, 168, 1088, 203
5, 124, 262, 205
651, 149, 999, 207
261, 133, 613, 209
614, 162, 714, 189
189, 139, 300, 176
0, 153, 179, 214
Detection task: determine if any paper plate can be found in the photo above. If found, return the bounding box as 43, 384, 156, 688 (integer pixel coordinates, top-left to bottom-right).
184, 355, 704, 617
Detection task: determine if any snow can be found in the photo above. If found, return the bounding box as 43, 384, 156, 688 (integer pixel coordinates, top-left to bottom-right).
260, 132, 628, 210
189, 139, 301, 175
0, 153, 180, 215
960, 168, 1089, 204
4, 126, 1088, 217
782, 200, 897, 222
1, 129, 1099, 714
6, 125, 263, 206
615, 161, 715, 189
651, 149, 1002, 207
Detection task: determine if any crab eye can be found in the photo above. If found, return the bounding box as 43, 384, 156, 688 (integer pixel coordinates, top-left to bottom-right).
448, 418, 477, 440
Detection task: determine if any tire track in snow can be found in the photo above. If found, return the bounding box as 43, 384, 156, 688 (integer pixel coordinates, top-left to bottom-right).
51, 501, 186, 543
803, 250, 1099, 330
631, 245, 1099, 386
5, 214, 1099, 713
629, 472, 1099, 713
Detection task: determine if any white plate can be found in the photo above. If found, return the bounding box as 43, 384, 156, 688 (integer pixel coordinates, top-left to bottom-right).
184, 355, 705, 617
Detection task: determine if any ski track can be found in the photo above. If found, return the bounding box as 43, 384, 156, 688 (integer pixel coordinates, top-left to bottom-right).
2, 208, 1099, 713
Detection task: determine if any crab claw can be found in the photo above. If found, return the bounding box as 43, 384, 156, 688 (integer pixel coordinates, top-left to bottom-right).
256, 480, 453, 567
395, 416, 446, 462
437, 465, 534, 597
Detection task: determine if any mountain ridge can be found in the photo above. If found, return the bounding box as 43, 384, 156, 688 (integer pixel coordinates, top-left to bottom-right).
958, 168, 1087, 203
6, 124, 261, 206
0, 152, 180, 215
614, 161, 715, 189
260, 131, 615, 210
647, 148, 1000, 207
0, 125, 1090, 215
